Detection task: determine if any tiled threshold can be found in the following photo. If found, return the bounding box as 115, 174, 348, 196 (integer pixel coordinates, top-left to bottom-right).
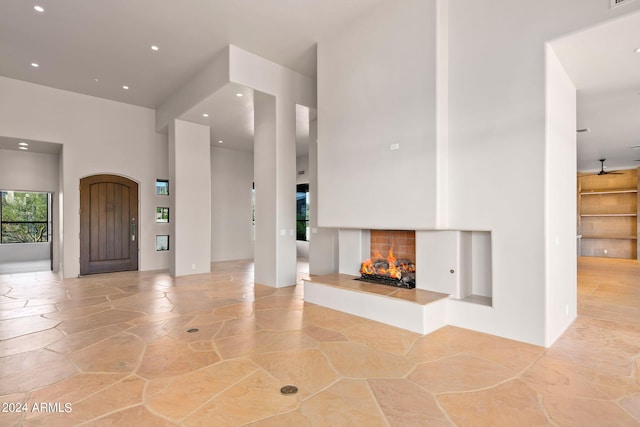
304, 274, 449, 334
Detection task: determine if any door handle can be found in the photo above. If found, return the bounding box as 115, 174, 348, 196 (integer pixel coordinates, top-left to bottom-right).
131, 219, 136, 242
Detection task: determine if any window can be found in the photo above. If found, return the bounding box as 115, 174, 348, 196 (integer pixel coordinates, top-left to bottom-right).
156, 235, 170, 251
0, 191, 50, 243
156, 207, 169, 223
296, 184, 309, 241
156, 179, 169, 195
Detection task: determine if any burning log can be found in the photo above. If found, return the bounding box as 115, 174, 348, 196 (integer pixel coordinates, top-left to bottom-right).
359, 248, 416, 287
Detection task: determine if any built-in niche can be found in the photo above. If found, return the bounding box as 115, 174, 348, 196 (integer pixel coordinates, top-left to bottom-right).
154, 180, 170, 254
155, 179, 169, 196
156, 207, 169, 223
417, 230, 492, 306
156, 235, 169, 251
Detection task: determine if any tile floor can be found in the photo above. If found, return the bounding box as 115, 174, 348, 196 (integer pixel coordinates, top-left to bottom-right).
0, 257, 638, 426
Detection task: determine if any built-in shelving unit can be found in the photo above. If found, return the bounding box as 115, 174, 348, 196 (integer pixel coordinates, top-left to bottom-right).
577, 168, 639, 259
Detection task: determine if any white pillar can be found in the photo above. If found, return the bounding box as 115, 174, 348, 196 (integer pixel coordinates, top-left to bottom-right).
253, 91, 297, 287
169, 119, 211, 276
309, 118, 339, 275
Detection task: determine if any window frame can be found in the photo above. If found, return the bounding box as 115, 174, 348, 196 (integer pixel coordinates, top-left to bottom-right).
296, 183, 310, 242
0, 191, 51, 244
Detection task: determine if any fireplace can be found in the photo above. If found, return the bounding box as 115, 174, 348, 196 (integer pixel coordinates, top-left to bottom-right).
358, 230, 416, 289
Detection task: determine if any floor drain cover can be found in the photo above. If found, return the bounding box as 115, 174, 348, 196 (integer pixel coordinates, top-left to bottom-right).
186, 328, 199, 333
280, 385, 298, 395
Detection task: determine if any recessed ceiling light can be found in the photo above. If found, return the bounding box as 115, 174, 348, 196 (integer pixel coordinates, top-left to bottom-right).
19, 146, 28, 150
236, 93, 243, 97
635, 47, 640, 53
18, 142, 29, 146
218, 140, 223, 144
631, 145, 640, 149
94, 78, 99, 83
151, 45, 159, 51
31, 62, 39, 68
34, 5, 44, 12
122, 85, 129, 90
202, 113, 209, 117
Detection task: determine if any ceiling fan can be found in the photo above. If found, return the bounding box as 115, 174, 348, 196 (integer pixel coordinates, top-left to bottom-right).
591, 158, 624, 176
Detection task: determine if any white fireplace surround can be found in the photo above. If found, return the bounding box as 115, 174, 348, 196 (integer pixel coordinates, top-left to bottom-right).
337, 228, 492, 301
304, 228, 492, 334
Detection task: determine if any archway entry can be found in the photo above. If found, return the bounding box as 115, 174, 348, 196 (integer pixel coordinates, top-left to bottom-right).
80, 174, 138, 275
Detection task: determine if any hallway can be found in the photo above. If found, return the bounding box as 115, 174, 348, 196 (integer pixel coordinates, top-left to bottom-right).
0, 257, 638, 426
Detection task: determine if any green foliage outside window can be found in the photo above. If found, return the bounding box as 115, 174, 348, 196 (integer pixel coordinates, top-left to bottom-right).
0, 191, 49, 243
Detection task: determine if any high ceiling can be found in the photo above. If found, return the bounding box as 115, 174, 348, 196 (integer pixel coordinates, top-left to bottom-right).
551, 10, 640, 172
0, 0, 387, 155
0, 0, 386, 108
1, 1, 639, 167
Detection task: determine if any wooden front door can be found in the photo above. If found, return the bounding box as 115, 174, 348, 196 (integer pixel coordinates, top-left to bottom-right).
80, 175, 138, 275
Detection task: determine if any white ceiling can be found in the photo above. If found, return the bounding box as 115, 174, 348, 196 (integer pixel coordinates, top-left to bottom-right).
551, 10, 640, 172
1, 1, 639, 165
0, 0, 386, 108
0, 0, 371, 156
0, 136, 62, 155
180, 83, 314, 155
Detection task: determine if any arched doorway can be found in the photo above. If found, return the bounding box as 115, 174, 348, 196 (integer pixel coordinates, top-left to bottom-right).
79, 174, 138, 275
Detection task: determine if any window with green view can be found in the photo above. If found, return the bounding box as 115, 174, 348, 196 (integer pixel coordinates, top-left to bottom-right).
0, 191, 49, 243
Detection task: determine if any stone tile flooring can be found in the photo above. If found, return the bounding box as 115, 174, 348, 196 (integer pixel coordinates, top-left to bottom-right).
0, 257, 638, 426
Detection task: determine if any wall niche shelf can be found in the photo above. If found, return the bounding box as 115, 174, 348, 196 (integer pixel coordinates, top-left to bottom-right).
580, 213, 637, 217
577, 168, 639, 260
581, 235, 637, 240
580, 189, 637, 195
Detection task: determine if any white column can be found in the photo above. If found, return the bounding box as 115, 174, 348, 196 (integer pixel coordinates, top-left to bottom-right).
253, 91, 297, 287
168, 119, 211, 276
309, 118, 339, 275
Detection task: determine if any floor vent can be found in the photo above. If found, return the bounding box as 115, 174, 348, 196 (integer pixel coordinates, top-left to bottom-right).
611, 0, 636, 8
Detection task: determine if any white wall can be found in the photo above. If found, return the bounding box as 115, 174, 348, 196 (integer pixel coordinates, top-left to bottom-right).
296, 154, 309, 185
317, 0, 640, 345
211, 146, 254, 262
0, 150, 59, 192
446, 0, 639, 345
0, 76, 168, 277
545, 46, 577, 346
317, 0, 438, 229
0, 243, 50, 262
0, 149, 60, 266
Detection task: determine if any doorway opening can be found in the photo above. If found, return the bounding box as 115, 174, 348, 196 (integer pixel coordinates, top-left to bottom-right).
0, 190, 53, 274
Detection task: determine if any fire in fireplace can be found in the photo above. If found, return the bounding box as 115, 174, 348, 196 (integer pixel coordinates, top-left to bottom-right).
359, 248, 416, 289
